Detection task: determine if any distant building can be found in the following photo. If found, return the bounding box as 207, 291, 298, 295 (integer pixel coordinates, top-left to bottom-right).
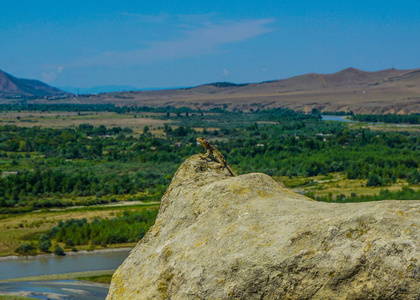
256, 144, 264, 147
175, 142, 182, 148
2, 171, 18, 178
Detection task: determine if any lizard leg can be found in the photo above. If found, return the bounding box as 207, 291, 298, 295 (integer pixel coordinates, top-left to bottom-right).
199, 149, 211, 159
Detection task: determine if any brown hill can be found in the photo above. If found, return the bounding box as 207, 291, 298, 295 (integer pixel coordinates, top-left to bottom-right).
29, 67, 420, 114
0, 69, 69, 98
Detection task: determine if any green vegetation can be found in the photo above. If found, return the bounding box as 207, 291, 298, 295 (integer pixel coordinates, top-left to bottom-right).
47, 210, 157, 248
11, 208, 158, 256
0, 106, 419, 256
308, 186, 420, 203
1, 108, 419, 214
14, 243, 36, 256
38, 234, 51, 252
53, 244, 65, 256
0, 124, 176, 213
0, 203, 158, 256
350, 113, 420, 124
0, 103, 219, 115
76, 274, 113, 284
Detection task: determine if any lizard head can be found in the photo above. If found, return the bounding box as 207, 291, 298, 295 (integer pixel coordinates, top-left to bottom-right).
196, 137, 210, 148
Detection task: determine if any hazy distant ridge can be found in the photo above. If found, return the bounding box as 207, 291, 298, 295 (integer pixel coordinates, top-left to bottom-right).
90, 67, 420, 114
0, 69, 69, 98
58, 85, 141, 94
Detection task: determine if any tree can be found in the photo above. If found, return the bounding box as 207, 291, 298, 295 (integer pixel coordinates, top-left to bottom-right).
122, 127, 133, 133
367, 173, 383, 187
407, 169, 420, 185
95, 125, 107, 136
164, 124, 172, 134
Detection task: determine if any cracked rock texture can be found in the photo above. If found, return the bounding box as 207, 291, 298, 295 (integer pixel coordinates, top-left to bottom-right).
107, 155, 420, 299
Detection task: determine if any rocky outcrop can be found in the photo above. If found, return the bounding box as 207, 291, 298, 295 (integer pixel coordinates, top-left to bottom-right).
107, 155, 420, 299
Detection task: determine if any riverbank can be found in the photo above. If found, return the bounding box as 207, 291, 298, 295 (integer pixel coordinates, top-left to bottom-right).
0, 269, 115, 283
0, 246, 133, 262
0, 295, 33, 299
33, 200, 160, 212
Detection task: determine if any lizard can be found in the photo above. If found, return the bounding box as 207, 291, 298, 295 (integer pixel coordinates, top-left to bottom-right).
196, 137, 237, 176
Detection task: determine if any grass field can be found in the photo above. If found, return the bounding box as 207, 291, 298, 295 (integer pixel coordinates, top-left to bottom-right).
0, 111, 168, 135
76, 274, 113, 284
276, 173, 419, 198
3, 110, 418, 135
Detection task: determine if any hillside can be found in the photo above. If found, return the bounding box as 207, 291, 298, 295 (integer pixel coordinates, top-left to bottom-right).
46, 67, 419, 114
0, 69, 69, 99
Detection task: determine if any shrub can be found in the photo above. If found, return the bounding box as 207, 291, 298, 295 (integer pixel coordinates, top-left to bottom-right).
15, 243, 36, 255
54, 244, 66, 256
65, 239, 75, 247
38, 240, 51, 252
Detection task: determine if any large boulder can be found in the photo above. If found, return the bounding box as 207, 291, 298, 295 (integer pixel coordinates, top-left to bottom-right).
107, 155, 420, 299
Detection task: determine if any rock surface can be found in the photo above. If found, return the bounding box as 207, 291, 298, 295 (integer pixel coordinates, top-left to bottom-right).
107, 155, 420, 299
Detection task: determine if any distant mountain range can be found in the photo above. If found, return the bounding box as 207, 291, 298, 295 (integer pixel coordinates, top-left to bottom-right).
2, 67, 420, 114
79, 67, 419, 114
0, 69, 70, 98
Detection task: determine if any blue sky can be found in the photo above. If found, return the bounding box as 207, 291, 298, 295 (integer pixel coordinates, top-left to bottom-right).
1, 0, 419, 90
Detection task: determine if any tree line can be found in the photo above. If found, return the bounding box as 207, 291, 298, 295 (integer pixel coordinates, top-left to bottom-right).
350, 113, 420, 124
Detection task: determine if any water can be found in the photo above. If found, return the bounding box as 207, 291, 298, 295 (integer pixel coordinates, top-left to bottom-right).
321, 115, 353, 122
0, 250, 130, 280
0, 250, 131, 299
0, 280, 108, 300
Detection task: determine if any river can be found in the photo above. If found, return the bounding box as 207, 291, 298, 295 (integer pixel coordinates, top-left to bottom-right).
0, 249, 131, 281
0, 280, 109, 300
321, 115, 353, 122
0, 249, 131, 299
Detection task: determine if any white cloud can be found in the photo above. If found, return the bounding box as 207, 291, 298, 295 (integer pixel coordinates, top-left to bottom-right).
64, 18, 275, 68
41, 66, 64, 83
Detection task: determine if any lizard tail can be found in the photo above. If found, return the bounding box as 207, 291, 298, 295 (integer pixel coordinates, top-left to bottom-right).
226, 165, 237, 177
